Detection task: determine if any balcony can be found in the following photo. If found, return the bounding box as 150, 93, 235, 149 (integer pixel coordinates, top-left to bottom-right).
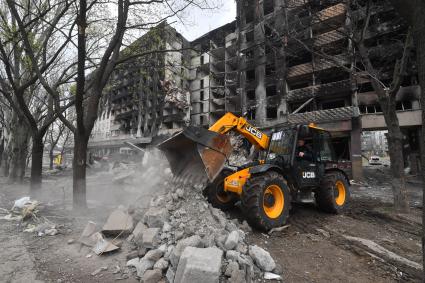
362, 109, 422, 130
314, 28, 346, 47
313, 3, 346, 24
287, 79, 351, 102
162, 113, 186, 123
287, 54, 349, 79
288, 106, 359, 124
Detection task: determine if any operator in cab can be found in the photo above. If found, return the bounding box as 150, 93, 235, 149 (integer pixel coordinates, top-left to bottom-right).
296, 139, 314, 162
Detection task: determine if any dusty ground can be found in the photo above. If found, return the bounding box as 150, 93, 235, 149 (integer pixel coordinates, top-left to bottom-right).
0, 165, 422, 283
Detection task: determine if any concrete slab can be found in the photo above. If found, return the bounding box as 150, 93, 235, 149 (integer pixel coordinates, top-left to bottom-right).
78, 221, 98, 246
174, 247, 223, 283
102, 209, 134, 236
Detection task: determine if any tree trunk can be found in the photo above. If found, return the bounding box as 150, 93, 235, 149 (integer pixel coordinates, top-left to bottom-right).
412, 20, 425, 281
8, 113, 29, 183
386, 125, 409, 211
30, 134, 44, 191
49, 149, 54, 170
0, 138, 4, 165
380, 97, 410, 212
1, 150, 9, 177
73, 133, 88, 209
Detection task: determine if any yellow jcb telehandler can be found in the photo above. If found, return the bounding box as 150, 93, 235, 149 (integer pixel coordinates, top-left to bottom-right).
158, 112, 350, 230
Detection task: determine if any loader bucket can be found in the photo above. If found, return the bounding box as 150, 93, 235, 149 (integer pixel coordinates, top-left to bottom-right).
158, 126, 232, 183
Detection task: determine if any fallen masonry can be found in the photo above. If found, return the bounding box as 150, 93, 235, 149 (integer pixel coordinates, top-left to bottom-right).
121, 180, 282, 282
2, 177, 282, 282
174, 247, 223, 283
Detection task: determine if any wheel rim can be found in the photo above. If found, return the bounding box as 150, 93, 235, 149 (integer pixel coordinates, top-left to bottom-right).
216, 182, 231, 203
263, 185, 284, 219
335, 180, 346, 206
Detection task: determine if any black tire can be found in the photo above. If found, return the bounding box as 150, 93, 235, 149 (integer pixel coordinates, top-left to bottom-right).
206, 170, 237, 210
241, 171, 291, 231
316, 171, 350, 213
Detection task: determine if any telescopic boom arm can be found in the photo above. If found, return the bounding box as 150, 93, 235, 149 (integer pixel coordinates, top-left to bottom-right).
208, 112, 270, 150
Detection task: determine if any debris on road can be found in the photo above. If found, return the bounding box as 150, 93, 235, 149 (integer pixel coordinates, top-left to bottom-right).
92, 238, 120, 255
264, 272, 282, 280
102, 209, 134, 236
120, 179, 281, 282
0, 213, 23, 221
12, 196, 31, 210
268, 225, 290, 235
174, 246, 223, 283
91, 266, 108, 276
1, 196, 42, 222
79, 221, 99, 246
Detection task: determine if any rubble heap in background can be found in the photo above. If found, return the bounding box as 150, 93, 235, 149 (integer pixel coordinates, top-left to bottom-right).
228, 133, 251, 167
125, 180, 282, 282
161, 80, 190, 110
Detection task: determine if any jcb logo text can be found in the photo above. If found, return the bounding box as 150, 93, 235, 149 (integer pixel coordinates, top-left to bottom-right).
245, 125, 263, 139
302, 172, 315, 178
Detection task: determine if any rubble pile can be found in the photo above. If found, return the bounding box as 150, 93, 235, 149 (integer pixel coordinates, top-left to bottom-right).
161, 80, 190, 110
228, 133, 251, 167
125, 181, 282, 282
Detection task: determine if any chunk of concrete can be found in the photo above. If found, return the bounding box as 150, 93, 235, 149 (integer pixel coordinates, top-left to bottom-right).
142, 228, 160, 249
144, 248, 164, 261
132, 221, 148, 242
166, 268, 175, 283
142, 269, 162, 283
225, 250, 240, 262
170, 235, 202, 267
225, 261, 239, 277
248, 245, 276, 272
264, 272, 282, 280
78, 221, 97, 246
154, 258, 169, 270
92, 238, 120, 255
127, 257, 155, 278
126, 257, 140, 268
224, 230, 239, 250
230, 269, 246, 283
143, 208, 168, 228
174, 247, 223, 283
102, 209, 134, 236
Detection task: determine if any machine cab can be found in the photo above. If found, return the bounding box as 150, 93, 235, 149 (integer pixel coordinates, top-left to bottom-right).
266, 124, 337, 189
292, 124, 337, 189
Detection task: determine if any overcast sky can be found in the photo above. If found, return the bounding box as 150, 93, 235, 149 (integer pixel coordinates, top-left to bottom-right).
173, 1, 237, 41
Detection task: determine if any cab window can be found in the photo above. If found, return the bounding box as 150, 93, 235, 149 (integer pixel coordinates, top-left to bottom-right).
319, 132, 336, 161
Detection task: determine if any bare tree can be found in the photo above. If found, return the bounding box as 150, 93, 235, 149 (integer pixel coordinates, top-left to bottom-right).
13, 0, 221, 208
0, 0, 75, 189
386, 0, 425, 275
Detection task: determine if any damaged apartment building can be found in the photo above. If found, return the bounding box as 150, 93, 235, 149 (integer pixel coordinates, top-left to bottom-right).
90, 23, 191, 150
89, 0, 422, 179
232, 0, 422, 178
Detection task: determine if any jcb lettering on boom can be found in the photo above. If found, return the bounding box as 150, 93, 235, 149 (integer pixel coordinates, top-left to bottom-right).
245, 125, 263, 139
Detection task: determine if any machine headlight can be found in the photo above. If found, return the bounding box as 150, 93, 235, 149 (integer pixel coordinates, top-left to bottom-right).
268, 153, 276, 160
